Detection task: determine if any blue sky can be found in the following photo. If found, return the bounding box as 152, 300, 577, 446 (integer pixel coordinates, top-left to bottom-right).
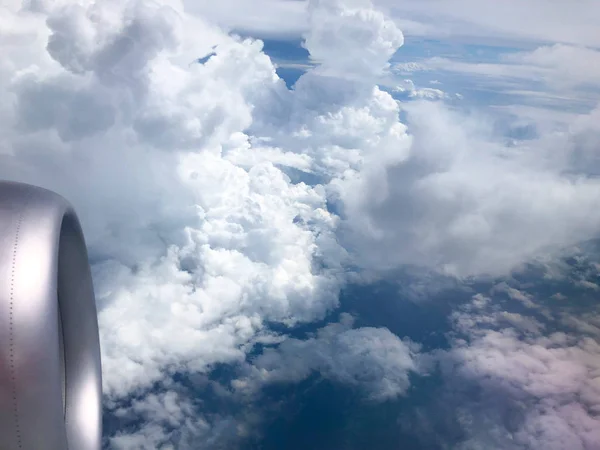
2, 0, 600, 449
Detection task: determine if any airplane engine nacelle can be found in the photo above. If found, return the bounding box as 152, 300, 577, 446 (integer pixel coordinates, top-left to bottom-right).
0, 181, 102, 450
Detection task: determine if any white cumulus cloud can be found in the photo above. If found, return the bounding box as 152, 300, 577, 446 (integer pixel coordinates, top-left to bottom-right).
3, 0, 600, 447
233, 313, 422, 402
0, 0, 346, 405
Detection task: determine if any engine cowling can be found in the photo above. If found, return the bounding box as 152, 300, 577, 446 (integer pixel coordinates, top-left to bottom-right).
0, 181, 102, 450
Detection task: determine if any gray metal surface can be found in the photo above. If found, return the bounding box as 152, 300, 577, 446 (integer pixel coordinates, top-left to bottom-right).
0, 181, 102, 450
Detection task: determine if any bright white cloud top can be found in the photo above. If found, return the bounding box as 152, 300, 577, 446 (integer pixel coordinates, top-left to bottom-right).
1, 0, 599, 448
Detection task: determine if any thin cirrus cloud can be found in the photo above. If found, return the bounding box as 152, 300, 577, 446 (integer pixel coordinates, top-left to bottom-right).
383, 0, 600, 47
405, 44, 600, 107
179, 0, 600, 48
2, 0, 600, 448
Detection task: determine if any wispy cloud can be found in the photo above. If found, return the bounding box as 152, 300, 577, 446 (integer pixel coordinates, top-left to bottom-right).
384, 0, 600, 48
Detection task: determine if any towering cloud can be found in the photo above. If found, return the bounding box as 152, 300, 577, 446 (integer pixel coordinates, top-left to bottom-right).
2, 0, 600, 448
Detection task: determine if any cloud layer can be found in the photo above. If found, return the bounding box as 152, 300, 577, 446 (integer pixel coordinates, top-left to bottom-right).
428, 264, 600, 450
2, 0, 600, 448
